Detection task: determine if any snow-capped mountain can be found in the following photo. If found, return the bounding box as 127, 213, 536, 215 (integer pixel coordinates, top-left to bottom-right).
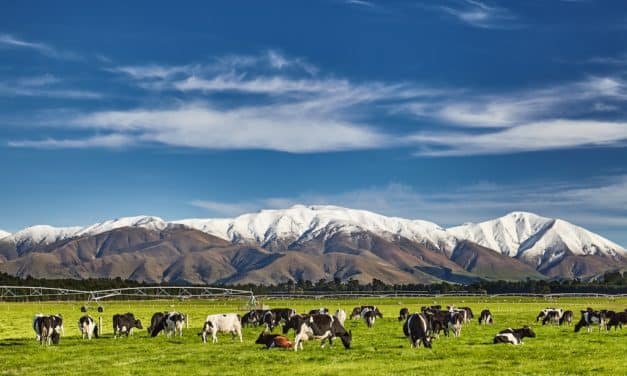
1, 206, 624, 276
0, 229, 10, 240
174, 205, 457, 251
7, 225, 83, 252
448, 211, 625, 266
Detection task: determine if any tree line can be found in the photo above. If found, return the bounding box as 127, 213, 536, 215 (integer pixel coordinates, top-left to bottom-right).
1, 271, 626, 296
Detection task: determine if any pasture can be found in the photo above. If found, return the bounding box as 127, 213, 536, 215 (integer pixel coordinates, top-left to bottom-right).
0, 296, 625, 375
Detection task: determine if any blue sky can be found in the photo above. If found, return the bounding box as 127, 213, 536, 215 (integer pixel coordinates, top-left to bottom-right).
1, 0, 627, 245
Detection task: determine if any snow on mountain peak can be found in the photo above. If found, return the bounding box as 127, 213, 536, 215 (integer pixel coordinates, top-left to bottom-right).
0, 229, 11, 240
174, 204, 454, 249
76, 215, 168, 237
9, 225, 83, 247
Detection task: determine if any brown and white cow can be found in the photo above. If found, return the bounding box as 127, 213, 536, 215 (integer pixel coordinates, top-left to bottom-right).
255, 332, 293, 349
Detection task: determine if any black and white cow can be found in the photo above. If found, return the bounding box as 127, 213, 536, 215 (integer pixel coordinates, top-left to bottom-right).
150, 312, 185, 337
493, 326, 536, 345
255, 332, 293, 349
309, 308, 329, 315
293, 314, 352, 351
446, 311, 463, 337
403, 313, 433, 348
362, 309, 377, 328
262, 310, 278, 332
241, 310, 261, 327
542, 310, 562, 326
559, 310, 574, 326
606, 311, 627, 330
459, 307, 474, 323
283, 314, 310, 335
271, 308, 297, 323
398, 308, 410, 322
423, 309, 447, 338
478, 309, 493, 325
574, 309, 604, 333
199, 313, 242, 344
148, 312, 166, 335
536, 308, 563, 323
334, 309, 347, 326
78, 315, 98, 340
350, 305, 383, 320
33, 315, 61, 345
113, 313, 143, 338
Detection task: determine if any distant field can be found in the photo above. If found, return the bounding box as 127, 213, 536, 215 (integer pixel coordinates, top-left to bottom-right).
0, 296, 625, 376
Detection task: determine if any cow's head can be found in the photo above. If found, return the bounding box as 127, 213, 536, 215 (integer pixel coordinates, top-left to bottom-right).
339, 330, 352, 349
255, 331, 266, 345
521, 326, 536, 338
134, 319, 143, 330
423, 335, 433, 348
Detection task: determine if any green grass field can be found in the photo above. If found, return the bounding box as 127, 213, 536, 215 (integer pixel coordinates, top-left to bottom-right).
0, 296, 625, 375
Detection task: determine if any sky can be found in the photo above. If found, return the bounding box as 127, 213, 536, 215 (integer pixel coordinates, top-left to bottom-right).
1, 0, 627, 246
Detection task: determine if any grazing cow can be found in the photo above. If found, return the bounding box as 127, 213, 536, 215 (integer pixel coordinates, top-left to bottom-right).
113, 313, 143, 338
293, 314, 352, 351
200, 313, 242, 344
241, 310, 261, 327
559, 310, 574, 326
459, 307, 474, 323
362, 309, 376, 328
478, 309, 493, 325
33, 315, 61, 345
542, 310, 562, 326
446, 311, 463, 337
334, 309, 347, 326
283, 314, 310, 335
398, 308, 410, 322
423, 309, 447, 338
150, 312, 185, 337
350, 305, 382, 320
536, 308, 563, 323
493, 326, 536, 345
403, 313, 432, 348
606, 311, 627, 330
421, 305, 441, 312
255, 332, 293, 349
309, 308, 329, 315
270, 308, 296, 323
262, 311, 278, 331
574, 309, 604, 333
78, 315, 98, 340
148, 312, 166, 334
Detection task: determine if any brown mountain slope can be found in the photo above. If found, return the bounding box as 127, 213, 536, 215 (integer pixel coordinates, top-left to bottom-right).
450, 240, 545, 280
0, 226, 546, 284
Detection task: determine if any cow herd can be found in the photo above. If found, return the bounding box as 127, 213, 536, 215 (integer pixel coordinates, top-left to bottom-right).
30, 304, 626, 351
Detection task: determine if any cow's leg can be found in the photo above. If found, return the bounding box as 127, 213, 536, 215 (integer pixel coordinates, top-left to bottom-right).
294, 334, 301, 352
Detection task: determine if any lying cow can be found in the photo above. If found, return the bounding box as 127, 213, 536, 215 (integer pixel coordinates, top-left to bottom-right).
493, 326, 536, 345
403, 313, 432, 348
150, 312, 185, 337
398, 308, 409, 322
478, 309, 493, 325
255, 332, 293, 349
200, 313, 242, 343
293, 314, 352, 351
78, 315, 98, 340
113, 313, 143, 338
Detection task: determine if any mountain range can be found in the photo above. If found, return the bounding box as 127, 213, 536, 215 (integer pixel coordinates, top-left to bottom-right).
0, 205, 625, 285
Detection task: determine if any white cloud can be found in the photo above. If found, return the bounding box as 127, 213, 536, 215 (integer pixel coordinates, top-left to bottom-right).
8, 134, 134, 149
0, 33, 81, 60
412, 119, 627, 156
437, 0, 516, 29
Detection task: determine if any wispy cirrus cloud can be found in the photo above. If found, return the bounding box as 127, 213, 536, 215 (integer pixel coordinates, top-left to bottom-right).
10, 50, 627, 156
0, 74, 102, 99
0, 33, 82, 60
436, 0, 516, 29
8, 134, 134, 149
